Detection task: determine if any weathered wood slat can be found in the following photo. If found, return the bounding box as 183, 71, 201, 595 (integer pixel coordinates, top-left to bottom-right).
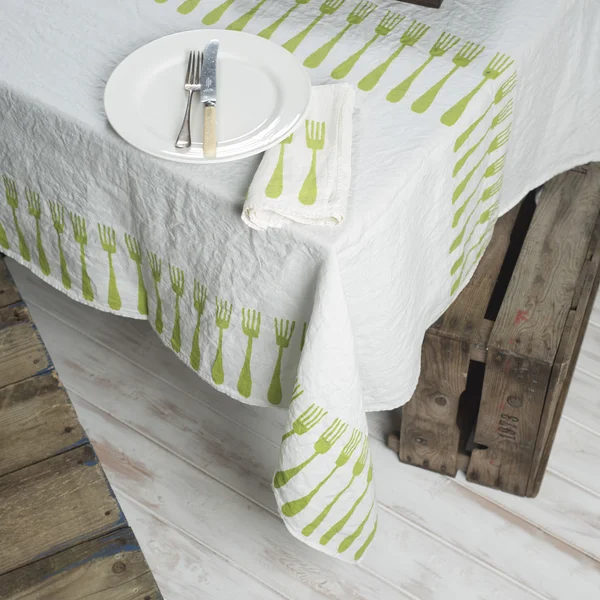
0, 372, 87, 477
0, 258, 22, 309
0, 302, 52, 388
0, 444, 125, 575
0, 529, 162, 600
400, 335, 469, 476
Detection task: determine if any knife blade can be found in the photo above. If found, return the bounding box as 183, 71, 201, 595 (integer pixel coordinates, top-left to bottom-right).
200, 40, 219, 158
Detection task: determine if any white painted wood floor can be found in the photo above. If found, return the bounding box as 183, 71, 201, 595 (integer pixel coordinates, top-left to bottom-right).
7, 258, 600, 600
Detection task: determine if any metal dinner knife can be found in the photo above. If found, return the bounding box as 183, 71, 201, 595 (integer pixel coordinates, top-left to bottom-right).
200, 40, 219, 158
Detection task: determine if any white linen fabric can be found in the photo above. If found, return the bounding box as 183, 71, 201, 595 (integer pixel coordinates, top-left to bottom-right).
243, 83, 355, 230
1, 0, 599, 562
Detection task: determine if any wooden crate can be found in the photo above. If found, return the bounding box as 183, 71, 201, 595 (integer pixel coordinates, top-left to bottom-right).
388, 164, 600, 497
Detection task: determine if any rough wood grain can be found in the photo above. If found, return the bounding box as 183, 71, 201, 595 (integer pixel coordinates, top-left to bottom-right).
0, 372, 87, 477
0, 529, 161, 600
400, 335, 469, 476
0, 302, 51, 388
0, 257, 22, 308
0, 444, 124, 575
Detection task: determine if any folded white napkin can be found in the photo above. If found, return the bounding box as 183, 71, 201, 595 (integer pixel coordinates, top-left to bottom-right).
242, 84, 354, 231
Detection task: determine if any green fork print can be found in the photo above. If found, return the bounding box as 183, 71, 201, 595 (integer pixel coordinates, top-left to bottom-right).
299, 121, 326, 206
49, 201, 71, 289
290, 382, 304, 404
453, 105, 512, 176
282, 429, 361, 517
265, 134, 293, 198
282, 0, 345, 54
237, 308, 261, 398
268, 318, 295, 404
359, 20, 430, 92
412, 41, 484, 114
169, 265, 185, 353
70, 213, 94, 301
441, 52, 514, 127
148, 252, 164, 334
387, 31, 460, 103
274, 418, 348, 488
177, 0, 202, 15
331, 11, 404, 80
300, 322, 307, 352
450, 178, 502, 252
26, 189, 50, 275
455, 72, 516, 151
452, 134, 508, 204
3, 176, 29, 260
452, 175, 502, 230
124, 233, 148, 315
282, 402, 327, 441
304, 0, 376, 68
338, 499, 374, 553
320, 462, 373, 546
302, 436, 368, 536
260, 0, 312, 40
354, 517, 377, 560
212, 297, 232, 385
203, 0, 235, 25
98, 224, 121, 311
190, 280, 207, 371
227, 0, 269, 31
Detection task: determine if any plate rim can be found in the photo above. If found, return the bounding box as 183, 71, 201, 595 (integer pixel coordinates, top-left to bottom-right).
104, 29, 312, 164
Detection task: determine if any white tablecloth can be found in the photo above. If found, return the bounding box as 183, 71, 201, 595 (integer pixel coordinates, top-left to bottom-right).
1, 0, 599, 562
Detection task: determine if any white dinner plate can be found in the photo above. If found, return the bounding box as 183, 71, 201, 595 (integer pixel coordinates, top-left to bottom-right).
104, 30, 311, 163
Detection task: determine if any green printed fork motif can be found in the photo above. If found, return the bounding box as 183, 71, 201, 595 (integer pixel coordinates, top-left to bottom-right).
190, 280, 207, 371
177, 0, 202, 14
300, 322, 307, 352
452, 134, 508, 204
299, 121, 326, 206
283, 0, 345, 54
290, 382, 304, 405
412, 41, 484, 114
203, 0, 235, 25
282, 402, 327, 442
453, 105, 512, 176
338, 499, 374, 553
3, 176, 29, 260
441, 52, 514, 127
302, 437, 368, 536
124, 234, 148, 315
304, 0, 376, 68
354, 517, 377, 560
268, 318, 295, 404
259, 0, 311, 40
70, 213, 93, 301
455, 72, 516, 151
148, 252, 164, 334
282, 429, 362, 517
359, 20, 430, 92
212, 297, 233, 385
26, 189, 50, 275
274, 418, 348, 488
320, 462, 373, 546
265, 134, 293, 198
49, 201, 70, 289
237, 308, 261, 398
98, 224, 121, 311
169, 265, 185, 353
332, 11, 404, 80
227, 0, 269, 31
452, 175, 502, 230
451, 223, 495, 296
387, 31, 459, 103
451, 201, 499, 277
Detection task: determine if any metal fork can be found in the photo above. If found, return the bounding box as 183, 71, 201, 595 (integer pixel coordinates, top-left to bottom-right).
175, 51, 202, 149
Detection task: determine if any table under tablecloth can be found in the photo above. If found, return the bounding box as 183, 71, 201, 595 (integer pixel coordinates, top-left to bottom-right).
1, 0, 599, 562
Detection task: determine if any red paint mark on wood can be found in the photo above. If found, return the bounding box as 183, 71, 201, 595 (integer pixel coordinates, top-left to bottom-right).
514, 310, 529, 325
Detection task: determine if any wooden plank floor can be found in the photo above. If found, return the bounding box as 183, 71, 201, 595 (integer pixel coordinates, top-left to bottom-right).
0, 259, 162, 600
6, 257, 600, 600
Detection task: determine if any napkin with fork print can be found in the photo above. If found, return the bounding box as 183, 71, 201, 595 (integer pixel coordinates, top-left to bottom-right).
242, 84, 354, 230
